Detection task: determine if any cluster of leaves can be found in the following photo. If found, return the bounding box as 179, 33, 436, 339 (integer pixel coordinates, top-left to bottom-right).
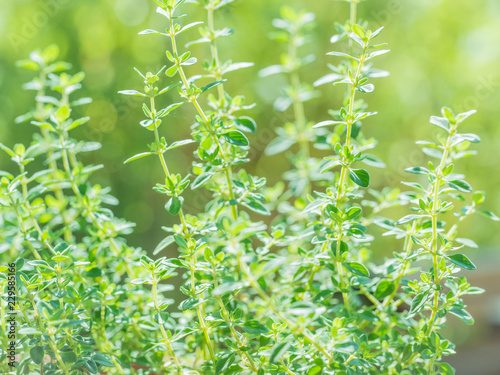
1, 0, 497, 374
0, 46, 171, 375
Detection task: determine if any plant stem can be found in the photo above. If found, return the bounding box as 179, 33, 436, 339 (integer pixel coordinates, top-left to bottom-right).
212, 265, 258, 372
35, 67, 72, 242
149, 94, 217, 366
237, 251, 334, 363
426, 123, 456, 336
57, 133, 135, 278
168, 9, 238, 221
152, 273, 182, 374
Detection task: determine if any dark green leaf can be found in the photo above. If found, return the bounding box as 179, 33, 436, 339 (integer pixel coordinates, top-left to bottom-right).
174, 235, 188, 249
405, 166, 430, 175
344, 262, 370, 277
349, 168, 370, 187
30, 346, 44, 364
191, 172, 215, 189
201, 80, 225, 94
374, 280, 395, 299
242, 200, 270, 216
409, 293, 428, 317
215, 353, 236, 374
449, 180, 472, 193
60, 351, 77, 363
223, 130, 249, 146
447, 254, 476, 270
165, 196, 183, 215
234, 117, 257, 133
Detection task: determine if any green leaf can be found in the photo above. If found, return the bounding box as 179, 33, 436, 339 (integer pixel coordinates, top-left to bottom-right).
242, 320, 269, 334
437, 363, 456, 375
138, 29, 166, 36
313, 120, 345, 128
92, 353, 115, 368
200, 80, 225, 94
346, 207, 362, 220
158, 102, 184, 118
352, 24, 366, 39
165, 196, 184, 215
212, 282, 244, 296
349, 168, 370, 187
17, 59, 40, 71
224, 62, 254, 74
0, 143, 15, 157
265, 137, 296, 155
166, 65, 178, 77
30, 346, 44, 364
179, 21, 204, 34
362, 154, 386, 168
83, 359, 98, 374
447, 254, 476, 270
448, 179, 472, 193
154, 235, 175, 255
53, 242, 70, 253
166, 139, 195, 150
67, 117, 90, 131
344, 262, 370, 277
357, 83, 374, 93
174, 234, 188, 249
61, 351, 77, 363
409, 293, 428, 317
395, 214, 421, 225
405, 166, 430, 175
270, 342, 291, 363
326, 51, 358, 60
234, 117, 257, 133
158, 81, 182, 95
429, 116, 450, 131
472, 191, 485, 204
86, 267, 103, 278
242, 200, 270, 216
28, 260, 53, 270
223, 130, 249, 146
31, 121, 55, 132
477, 210, 500, 221
216, 353, 236, 375
449, 307, 474, 325
374, 280, 395, 299
18, 327, 41, 335
191, 172, 215, 189
55, 106, 71, 123
118, 89, 146, 97
124, 152, 154, 164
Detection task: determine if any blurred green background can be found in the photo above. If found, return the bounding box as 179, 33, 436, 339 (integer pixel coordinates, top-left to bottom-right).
0, 0, 499, 373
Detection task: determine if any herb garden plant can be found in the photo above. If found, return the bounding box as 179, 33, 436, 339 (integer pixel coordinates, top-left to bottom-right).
1, 0, 497, 374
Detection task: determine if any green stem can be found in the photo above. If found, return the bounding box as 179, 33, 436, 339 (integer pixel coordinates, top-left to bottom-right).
168, 9, 238, 221
152, 274, 182, 374
237, 251, 334, 363
212, 266, 258, 372
149, 93, 217, 366
58, 132, 135, 278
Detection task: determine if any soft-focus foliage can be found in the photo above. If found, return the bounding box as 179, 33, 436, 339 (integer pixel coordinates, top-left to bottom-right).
0, 0, 499, 374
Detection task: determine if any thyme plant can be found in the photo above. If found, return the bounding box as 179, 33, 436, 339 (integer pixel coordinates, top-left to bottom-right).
1, 0, 497, 374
